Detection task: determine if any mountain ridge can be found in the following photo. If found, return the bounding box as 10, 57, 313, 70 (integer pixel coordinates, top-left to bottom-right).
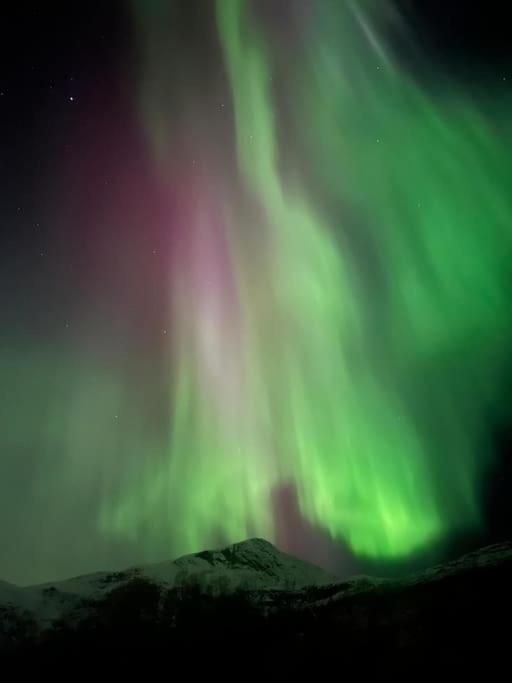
1, 537, 511, 665
0, 537, 334, 628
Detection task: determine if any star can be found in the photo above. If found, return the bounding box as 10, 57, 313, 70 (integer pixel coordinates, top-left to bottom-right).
69, 96, 74, 102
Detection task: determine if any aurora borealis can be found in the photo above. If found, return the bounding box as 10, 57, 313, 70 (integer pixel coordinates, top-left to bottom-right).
2, 1, 512, 584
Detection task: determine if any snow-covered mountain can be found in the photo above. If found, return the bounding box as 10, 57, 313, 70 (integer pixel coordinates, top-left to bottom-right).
0, 538, 334, 627
1, 537, 511, 667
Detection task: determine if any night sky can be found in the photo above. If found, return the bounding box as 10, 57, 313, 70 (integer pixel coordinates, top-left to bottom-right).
1, 1, 512, 586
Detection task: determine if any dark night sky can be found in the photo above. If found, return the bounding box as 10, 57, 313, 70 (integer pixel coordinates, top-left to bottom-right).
1, 1, 512, 585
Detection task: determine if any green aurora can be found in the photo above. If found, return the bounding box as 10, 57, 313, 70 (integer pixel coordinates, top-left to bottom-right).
98, 0, 512, 561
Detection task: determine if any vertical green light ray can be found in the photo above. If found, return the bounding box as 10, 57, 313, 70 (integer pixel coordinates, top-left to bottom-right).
215, 0, 442, 556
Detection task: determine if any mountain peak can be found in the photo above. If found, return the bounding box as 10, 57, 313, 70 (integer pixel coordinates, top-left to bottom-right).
231, 537, 277, 551
146, 537, 335, 589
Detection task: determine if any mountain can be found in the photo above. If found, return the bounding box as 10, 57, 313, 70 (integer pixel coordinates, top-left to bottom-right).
1, 538, 511, 671
0, 538, 333, 631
